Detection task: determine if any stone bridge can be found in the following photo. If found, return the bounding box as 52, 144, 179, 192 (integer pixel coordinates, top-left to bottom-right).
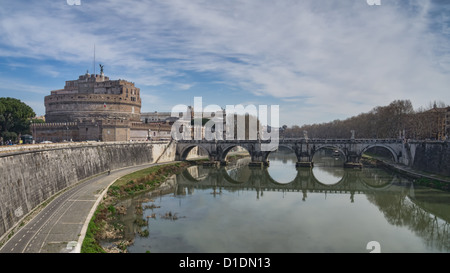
176, 138, 417, 168
177, 165, 407, 195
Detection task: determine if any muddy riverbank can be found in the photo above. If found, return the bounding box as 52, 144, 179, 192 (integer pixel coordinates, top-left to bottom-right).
361, 155, 450, 191
81, 161, 197, 253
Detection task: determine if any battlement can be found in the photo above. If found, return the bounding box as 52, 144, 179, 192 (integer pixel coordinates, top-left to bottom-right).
49, 73, 139, 97
45, 92, 141, 105
76, 73, 110, 82
131, 122, 172, 131
31, 122, 78, 128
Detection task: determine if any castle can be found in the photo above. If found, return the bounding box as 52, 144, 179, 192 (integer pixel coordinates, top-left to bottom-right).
32, 69, 172, 142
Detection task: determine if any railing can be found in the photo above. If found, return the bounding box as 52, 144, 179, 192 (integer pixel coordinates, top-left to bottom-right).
176, 138, 404, 144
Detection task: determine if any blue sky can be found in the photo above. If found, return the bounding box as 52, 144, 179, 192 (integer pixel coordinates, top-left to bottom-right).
0, 0, 449, 127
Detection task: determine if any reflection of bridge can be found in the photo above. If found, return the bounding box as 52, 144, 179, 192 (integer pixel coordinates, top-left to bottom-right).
176, 138, 415, 168
177, 165, 410, 201
174, 165, 450, 251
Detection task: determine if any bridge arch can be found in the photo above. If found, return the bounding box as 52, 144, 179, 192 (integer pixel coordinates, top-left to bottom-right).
311, 145, 347, 162
262, 144, 296, 162
359, 144, 398, 163
219, 144, 251, 162
179, 144, 211, 161
220, 167, 249, 184
263, 167, 300, 185
358, 170, 399, 190
311, 166, 346, 186
180, 165, 211, 182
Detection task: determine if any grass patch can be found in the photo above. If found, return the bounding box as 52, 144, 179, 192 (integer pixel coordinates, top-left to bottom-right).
80, 205, 106, 253
81, 161, 195, 253
415, 177, 450, 191
108, 162, 192, 200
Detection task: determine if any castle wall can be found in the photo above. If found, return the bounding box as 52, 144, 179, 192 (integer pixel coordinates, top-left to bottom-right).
45, 73, 141, 124
45, 93, 141, 123
0, 141, 176, 240
31, 123, 79, 143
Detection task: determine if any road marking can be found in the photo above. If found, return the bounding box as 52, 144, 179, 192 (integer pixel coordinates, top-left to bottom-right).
66, 241, 78, 250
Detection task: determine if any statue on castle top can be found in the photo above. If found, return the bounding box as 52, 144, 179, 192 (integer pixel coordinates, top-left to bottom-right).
99, 64, 104, 74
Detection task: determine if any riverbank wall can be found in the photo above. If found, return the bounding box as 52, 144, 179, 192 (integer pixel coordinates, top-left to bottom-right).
0, 141, 176, 240
410, 141, 450, 177
362, 152, 450, 191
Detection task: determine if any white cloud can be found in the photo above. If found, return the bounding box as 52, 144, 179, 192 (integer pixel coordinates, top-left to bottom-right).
0, 0, 449, 126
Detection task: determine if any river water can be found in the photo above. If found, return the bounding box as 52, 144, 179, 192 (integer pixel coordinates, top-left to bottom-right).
120, 148, 450, 253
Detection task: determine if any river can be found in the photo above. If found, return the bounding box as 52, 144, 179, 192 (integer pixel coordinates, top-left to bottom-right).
115, 148, 450, 253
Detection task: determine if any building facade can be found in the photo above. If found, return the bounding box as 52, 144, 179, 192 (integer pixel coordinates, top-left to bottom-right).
32, 71, 171, 142
425, 106, 449, 141
446, 107, 450, 139
141, 111, 173, 123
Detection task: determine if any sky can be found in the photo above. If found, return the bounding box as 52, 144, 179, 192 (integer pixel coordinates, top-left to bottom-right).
0, 0, 449, 127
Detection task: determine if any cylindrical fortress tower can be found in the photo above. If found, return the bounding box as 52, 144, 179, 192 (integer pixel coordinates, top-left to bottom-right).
45, 72, 141, 123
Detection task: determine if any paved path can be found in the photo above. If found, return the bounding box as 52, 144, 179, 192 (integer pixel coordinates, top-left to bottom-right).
0, 162, 171, 253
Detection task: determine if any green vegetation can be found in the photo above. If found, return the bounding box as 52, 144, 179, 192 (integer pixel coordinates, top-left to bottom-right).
134, 218, 148, 227
415, 177, 450, 191
81, 161, 194, 253
80, 205, 107, 253
0, 97, 36, 142
283, 99, 449, 140
108, 162, 191, 199
138, 229, 150, 237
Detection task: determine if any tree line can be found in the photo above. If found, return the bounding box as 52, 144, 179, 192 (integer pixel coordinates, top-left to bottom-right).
0, 97, 36, 143
282, 100, 449, 140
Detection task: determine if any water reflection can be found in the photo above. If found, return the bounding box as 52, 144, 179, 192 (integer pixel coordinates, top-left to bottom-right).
312, 149, 345, 185
224, 157, 251, 183
120, 155, 450, 253
267, 147, 297, 184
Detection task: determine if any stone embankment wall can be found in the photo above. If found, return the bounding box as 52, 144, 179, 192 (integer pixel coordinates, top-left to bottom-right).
0, 141, 176, 239
411, 141, 450, 177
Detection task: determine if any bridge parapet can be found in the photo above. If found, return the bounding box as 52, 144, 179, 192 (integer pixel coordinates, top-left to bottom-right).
177, 138, 403, 144
175, 138, 413, 168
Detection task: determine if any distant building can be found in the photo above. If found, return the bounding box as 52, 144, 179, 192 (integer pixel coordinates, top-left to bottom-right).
424, 105, 449, 141
32, 70, 172, 142
446, 107, 450, 140
141, 111, 176, 124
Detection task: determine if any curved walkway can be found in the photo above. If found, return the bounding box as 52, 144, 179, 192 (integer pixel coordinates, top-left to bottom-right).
0, 162, 172, 253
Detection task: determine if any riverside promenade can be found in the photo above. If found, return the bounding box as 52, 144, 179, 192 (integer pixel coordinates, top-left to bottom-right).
0, 162, 171, 253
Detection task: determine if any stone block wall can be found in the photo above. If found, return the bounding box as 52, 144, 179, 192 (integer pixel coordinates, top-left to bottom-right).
0, 141, 175, 239
412, 141, 450, 177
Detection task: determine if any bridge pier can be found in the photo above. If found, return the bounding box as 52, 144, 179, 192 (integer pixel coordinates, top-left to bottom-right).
344, 162, 362, 168
295, 152, 314, 168
248, 161, 269, 168
344, 152, 362, 168
219, 161, 227, 166
202, 161, 221, 167
296, 161, 314, 168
